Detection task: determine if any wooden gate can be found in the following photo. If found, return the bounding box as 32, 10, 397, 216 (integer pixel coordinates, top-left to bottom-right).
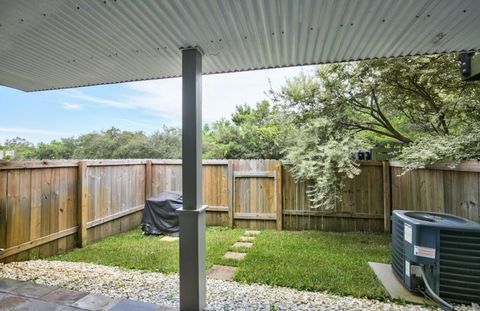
148, 159, 282, 230
232, 160, 282, 230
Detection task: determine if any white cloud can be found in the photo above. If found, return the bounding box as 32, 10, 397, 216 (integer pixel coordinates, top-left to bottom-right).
63, 89, 130, 109
61, 65, 317, 124
62, 102, 82, 110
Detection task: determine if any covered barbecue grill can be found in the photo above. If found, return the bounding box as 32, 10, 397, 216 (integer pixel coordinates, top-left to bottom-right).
141, 191, 183, 235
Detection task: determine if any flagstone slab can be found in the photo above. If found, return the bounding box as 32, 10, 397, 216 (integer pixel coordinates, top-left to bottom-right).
0, 293, 29, 309
207, 265, 237, 281
71, 293, 120, 311
109, 299, 165, 311
16, 299, 78, 311
0, 278, 173, 311
11, 282, 56, 299
0, 278, 25, 293
223, 252, 247, 261
42, 288, 88, 305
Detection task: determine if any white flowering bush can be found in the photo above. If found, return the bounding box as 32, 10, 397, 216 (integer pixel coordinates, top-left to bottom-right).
284, 117, 361, 209
397, 127, 480, 172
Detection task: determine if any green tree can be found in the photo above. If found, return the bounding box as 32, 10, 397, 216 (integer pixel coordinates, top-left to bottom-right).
148, 126, 182, 159
0, 127, 183, 161
284, 117, 361, 209
280, 54, 480, 208
203, 100, 291, 159
35, 138, 77, 160
3, 137, 36, 160
280, 54, 480, 145
72, 127, 146, 159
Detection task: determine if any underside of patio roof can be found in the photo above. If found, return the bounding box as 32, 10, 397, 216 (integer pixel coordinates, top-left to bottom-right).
1, 0, 480, 91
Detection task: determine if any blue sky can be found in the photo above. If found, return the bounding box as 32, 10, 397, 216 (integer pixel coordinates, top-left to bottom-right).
0, 65, 316, 144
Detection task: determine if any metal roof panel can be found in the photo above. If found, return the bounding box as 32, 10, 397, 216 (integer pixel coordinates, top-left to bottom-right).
1, 0, 479, 91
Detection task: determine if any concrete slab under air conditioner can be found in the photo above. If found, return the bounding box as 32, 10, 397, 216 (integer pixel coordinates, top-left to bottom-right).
368, 262, 428, 305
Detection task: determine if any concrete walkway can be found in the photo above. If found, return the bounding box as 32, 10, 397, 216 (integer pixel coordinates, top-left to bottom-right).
0, 278, 174, 311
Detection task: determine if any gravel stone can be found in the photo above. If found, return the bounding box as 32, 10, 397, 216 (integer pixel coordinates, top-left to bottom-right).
0, 260, 477, 311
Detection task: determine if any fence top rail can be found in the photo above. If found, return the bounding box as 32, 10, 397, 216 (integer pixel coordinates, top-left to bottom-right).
389, 160, 480, 173
282, 160, 384, 167
151, 159, 229, 165
234, 171, 276, 178
358, 161, 384, 166
0, 160, 79, 170
84, 159, 148, 167
0, 159, 233, 169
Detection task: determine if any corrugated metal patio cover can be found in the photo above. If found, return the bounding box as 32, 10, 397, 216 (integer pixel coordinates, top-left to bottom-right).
1, 0, 480, 91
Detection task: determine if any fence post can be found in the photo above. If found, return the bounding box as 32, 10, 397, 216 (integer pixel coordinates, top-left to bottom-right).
276, 161, 283, 230
227, 160, 234, 228
78, 160, 89, 247
382, 161, 392, 233
145, 160, 152, 199
0, 171, 6, 251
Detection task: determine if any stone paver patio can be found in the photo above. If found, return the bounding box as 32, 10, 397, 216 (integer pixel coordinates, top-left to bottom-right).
0, 278, 174, 311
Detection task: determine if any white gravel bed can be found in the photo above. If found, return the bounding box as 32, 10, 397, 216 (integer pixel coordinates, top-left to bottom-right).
0, 260, 477, 311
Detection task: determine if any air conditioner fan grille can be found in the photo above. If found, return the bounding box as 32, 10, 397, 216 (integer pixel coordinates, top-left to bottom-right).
439, 230, 480, 304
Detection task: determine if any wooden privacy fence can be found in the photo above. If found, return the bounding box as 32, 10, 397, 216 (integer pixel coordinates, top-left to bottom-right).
390, 161, 480, 222
283, 161, 388, 232
151, 159, 282, 230
1, 159, 479, 263
0, 161, 79, 264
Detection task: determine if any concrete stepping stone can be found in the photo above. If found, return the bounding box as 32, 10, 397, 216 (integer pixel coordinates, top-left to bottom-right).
244, 230, 260, 236
223, 251, 247, 261
71, 293, 120, 311
42, 287, 87, 305
239, 236, 255, 242
161, 236, 179, 242
232, 242, 253, 248
207, 265, 237, 281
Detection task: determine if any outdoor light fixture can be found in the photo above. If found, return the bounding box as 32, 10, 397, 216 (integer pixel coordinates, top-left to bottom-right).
458, 52, 480, 81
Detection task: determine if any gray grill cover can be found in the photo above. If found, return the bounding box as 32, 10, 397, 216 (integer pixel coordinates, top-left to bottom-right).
141, 191, 182, 235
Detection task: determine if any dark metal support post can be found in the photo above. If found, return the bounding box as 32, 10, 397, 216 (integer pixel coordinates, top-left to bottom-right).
178, 48, 207, 311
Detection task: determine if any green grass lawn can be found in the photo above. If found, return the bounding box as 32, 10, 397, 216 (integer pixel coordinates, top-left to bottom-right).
51, 228, 391, 299
234, 230, 391, 299
52, 227, 244, 273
